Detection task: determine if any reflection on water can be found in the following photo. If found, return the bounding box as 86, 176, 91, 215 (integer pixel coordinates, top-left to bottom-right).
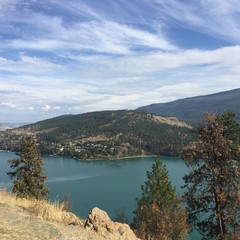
47, 174, 101, 183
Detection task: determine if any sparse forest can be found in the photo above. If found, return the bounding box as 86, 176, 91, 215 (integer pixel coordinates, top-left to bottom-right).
0, 110, 195, 159
1, 111, 240, 239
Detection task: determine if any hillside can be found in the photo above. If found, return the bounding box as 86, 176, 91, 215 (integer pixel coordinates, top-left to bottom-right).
137, 88, 240, 126
0, 189, 138, 240
0, 122, 29, 131
0, 110, 194, 159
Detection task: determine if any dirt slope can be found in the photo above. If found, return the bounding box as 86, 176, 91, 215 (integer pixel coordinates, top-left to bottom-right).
0, 202, 106, 240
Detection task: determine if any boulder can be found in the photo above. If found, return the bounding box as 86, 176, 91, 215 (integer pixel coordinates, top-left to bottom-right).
84, 207, 140, 240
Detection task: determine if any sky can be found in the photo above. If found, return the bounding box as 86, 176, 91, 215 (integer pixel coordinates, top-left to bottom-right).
1, 0, 240, 123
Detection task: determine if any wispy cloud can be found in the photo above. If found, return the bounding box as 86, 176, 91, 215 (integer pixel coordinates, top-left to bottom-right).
149, 0, 240, 43
0, 0, 240, 122
0, 54, 63, 74
0, 0, 175, 56
6, 20, 175, 55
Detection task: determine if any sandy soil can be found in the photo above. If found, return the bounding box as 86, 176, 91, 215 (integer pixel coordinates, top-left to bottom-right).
0, 202, 105, 240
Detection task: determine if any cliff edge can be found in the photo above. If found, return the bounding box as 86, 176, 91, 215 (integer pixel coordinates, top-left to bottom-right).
0, 189, 139, 240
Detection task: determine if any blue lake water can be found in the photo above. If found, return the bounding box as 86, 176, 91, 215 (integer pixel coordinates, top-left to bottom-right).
0, 151, 200, 239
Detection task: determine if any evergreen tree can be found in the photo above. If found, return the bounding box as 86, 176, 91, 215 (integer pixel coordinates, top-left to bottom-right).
181, 112, 240, 239
132, 158, 189, 240
7, 135, 49, 200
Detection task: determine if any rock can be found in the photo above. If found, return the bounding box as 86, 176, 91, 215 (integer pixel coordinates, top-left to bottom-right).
62, 212, 84, 226
84, 207, 140, 240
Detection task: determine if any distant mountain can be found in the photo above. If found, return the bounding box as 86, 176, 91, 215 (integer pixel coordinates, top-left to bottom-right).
0, 122, 30, 130
0, 124, 12, 131
0, 110, 194, 159
137, 88, 240, 126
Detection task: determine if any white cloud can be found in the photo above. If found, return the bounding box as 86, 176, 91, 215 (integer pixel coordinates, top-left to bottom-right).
0, 100, 35, 112
50, 0, 105, 21
71, 45, 240, 82
149, 0, 240, 43
0, 101, 17, 108
42, 104, 51, 111
1, 0, 240, 123
0, 54, 63, 75
6, 20, 175, 55
1, 46, 240, 113
0, 0, 176, 55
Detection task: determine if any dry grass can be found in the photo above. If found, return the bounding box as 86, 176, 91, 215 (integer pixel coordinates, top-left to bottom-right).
152, 115, 192, 128
0, 188, 83, 226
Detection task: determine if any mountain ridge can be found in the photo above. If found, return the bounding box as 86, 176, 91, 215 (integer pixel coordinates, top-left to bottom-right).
0, 110, 194, 159
137, 88, 240, 125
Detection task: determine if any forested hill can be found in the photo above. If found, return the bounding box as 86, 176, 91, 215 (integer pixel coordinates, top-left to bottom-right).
0, 110, 194, 159
137, 88, 240, 126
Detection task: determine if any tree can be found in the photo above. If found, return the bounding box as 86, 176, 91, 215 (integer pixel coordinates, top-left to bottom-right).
132, 158, 189, 240
181, 112, 240, 239
7, 135, 49, 200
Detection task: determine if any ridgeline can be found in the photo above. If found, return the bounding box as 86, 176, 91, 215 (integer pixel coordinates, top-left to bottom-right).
0, 110, 194, 159
137, 88, 240, 126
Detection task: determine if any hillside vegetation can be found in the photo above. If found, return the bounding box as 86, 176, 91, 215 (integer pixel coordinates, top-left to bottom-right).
137, 88, 240, 126
0, 189, 113, 240
0, 110, 194, 159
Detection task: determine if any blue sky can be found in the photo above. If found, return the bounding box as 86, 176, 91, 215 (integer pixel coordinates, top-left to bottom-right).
1, 0, 240, 123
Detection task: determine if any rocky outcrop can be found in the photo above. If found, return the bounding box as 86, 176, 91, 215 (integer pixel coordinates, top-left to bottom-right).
84, 207, 140, 240
0, 189, 139, 240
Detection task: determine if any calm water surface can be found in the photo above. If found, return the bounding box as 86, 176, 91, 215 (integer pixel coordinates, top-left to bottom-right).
0, 151, 200, 239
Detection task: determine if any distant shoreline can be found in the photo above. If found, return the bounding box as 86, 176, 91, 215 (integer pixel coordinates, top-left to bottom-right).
0, 150, 159, 161
85, 154, 158, 161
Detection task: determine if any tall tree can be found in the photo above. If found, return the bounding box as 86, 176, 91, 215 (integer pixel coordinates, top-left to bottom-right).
181, 112, 240, 239
132, 158, 189, 240
7, 135, 49, 200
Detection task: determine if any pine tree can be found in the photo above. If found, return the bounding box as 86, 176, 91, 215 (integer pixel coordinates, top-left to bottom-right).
7, 135, 49, 200
132, 158, 189, 240
181, 112, 240, 239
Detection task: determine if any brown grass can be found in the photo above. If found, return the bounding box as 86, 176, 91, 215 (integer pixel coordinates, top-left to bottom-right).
0, 188, 83, 226
152, 115, 192, 128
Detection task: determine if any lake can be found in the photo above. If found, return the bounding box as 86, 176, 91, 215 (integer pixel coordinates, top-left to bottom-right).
0, 151, 200, 239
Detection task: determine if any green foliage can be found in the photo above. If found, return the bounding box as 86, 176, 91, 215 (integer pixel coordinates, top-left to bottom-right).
133, 158, 189, 240
0, 110, 195, 159
7, 135, 49, 200
182, 112, 240, 239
